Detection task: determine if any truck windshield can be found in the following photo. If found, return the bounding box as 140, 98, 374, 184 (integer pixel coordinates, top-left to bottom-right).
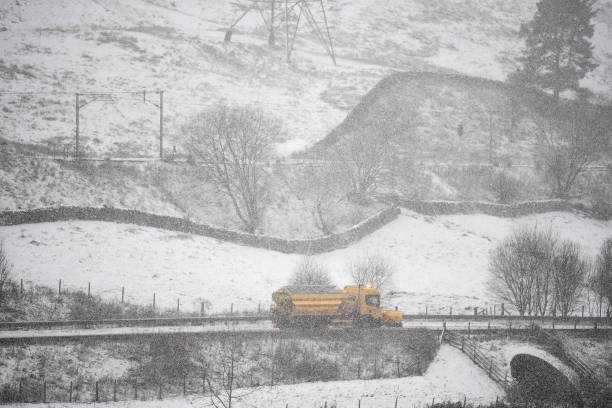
365, 295, 380, 307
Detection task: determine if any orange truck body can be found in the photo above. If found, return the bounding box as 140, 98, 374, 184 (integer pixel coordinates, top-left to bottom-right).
271, 285, 403, 328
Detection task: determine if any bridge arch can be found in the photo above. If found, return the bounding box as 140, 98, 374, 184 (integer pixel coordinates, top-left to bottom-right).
509, 348, 582, 407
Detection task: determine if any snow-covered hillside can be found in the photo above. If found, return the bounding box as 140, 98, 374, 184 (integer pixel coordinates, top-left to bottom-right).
1, 0, 611, 157
1, 210, 609, 314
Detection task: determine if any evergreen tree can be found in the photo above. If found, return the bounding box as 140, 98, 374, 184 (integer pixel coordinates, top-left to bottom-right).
515, 0, 598, 100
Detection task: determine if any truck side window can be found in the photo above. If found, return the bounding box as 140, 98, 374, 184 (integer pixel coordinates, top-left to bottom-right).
365, 295, 380, 307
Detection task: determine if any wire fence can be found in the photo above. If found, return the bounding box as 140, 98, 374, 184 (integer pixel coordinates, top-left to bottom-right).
3, 275, 611, 329
0, 330, 434, 404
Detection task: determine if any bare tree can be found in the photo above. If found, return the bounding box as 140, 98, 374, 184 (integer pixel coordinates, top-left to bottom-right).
288, 256, 333, 287
592, 238, 612, 317
551, 241, 588, 317
347, 254, 394, 293
279, 154, 346, 235
297, 160, 346, 235
206, 334, 257, 408
490, 170, 521, 204
185, 105, 278, 233
333, 122, 398, 201
488, 226, 556, 316
0, 241, 11, 304
537, 102, 608, 198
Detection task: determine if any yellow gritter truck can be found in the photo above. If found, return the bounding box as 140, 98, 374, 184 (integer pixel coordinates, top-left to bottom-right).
271, 284, 403, 328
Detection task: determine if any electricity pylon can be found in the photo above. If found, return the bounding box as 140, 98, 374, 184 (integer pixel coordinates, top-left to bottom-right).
225, 0, 336, 65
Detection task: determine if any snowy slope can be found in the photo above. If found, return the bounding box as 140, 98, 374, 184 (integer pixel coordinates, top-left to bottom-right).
1, 0, 611, 157
1, 210, 609, 314
16, 345, 505, 408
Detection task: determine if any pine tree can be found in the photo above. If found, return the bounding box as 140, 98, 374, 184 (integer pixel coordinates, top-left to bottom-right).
516, 0, 598, 100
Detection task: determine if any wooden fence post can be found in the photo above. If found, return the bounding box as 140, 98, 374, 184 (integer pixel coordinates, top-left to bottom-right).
113, 379, 117, 402
468, 322, 471, 337
43, 380, 46, 403
134, 381, 138, 400
153, 293, 156, 310
95, 381, 99, 402
461, 336, 465, 352
20, 278, 23, 295
88, 282, 90, 297
357, 361, 361, 379
158, 382, 162, 400
204, 372, 208, 394
396, 357, 400, 377
501, 303, 504, 316
230, 303, 233, 314
177, 298, 180, 314
394, 396, 398, 408
450, 306, 452, 315
201, 302, 205, 316
374, 356, 377, 378
121, 287, 124, 304
18, 379, 22, 402
69, 381, 73, 402
183, 374, 186, 396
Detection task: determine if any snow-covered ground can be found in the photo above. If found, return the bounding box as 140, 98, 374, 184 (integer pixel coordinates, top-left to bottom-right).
16, 345, 505, 408
556, 333, 612, 380
0, 210, 609, 314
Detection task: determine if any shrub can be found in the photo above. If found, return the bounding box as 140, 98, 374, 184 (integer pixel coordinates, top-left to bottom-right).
490, 171, 521, 204
288, 256, 333, 287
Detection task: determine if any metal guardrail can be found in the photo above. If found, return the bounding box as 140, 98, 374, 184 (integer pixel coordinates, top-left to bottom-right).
0, 314, 269, 330
0, 313, 609, 331
403, 314, 611, 323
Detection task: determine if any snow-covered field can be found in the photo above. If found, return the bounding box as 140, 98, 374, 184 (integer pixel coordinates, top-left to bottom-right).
1, 210, 609, 314
17, 345, 505, 408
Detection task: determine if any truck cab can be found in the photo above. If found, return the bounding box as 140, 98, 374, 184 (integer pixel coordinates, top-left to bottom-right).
342, 285, 403, 327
